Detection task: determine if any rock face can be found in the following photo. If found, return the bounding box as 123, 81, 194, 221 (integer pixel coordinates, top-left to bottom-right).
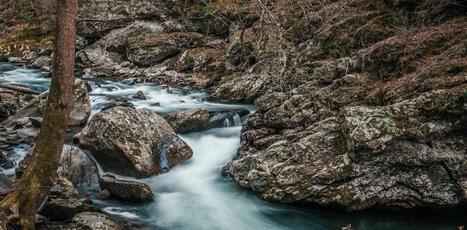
76, 107, 193, 178
98, 174, 155, 202
164, 108, 210, 133
229, 88, 466, 210
3, 79, 91, 127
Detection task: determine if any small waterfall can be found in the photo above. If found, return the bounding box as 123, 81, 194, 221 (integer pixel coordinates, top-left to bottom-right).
223, 118, 231, 127
159, 145, 170, 173
233, 114, 242, 126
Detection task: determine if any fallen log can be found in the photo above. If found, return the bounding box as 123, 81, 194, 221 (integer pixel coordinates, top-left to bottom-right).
0, 83, 40, 95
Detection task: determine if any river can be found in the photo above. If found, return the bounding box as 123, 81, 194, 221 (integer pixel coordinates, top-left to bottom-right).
0, 63, 464, 230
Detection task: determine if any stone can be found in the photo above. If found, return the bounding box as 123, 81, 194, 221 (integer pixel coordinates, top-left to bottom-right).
39, 176, 100, 221
76, 107, 193, 178
3, 79, 91, 127
72, 212, 126, 230
98, 174, 155, 202
0, 171, 12, 195
229, 88, 467, 210
97, 189, 111, 200
164, 108, 210, 133
31, 56, 52, 71
58, 145, 99, 187
132, 90, 147, 100
29, 117, 43, 128
16, 145, 98, 187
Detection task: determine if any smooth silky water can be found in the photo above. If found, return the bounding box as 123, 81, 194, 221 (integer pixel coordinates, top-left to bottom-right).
1, 63, 464, 230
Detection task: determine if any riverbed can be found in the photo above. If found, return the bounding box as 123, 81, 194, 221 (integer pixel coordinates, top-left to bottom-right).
0, 63, 464, 230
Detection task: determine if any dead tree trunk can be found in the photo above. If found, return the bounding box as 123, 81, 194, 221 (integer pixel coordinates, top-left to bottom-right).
0, 0, 78, 229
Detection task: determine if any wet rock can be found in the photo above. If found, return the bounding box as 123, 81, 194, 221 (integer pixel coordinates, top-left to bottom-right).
0, 171, 12, 195
29, 117, 43, 128
31, 56, 52, 72
132, 90, 147, 100
98, 174, 154, 202
0, 150, 13, 169
97, 189, 111, 200
164, 108, 210, 133
17, 145, 98, 187
7, 57, 23, 63
76, 107, 193, 178
58, 145, 99, 186
14, 117, 31, 129
39, 176, 100, 221
71, 212, 128, 230
205, 109, 250, 129
3, 79, 91, 127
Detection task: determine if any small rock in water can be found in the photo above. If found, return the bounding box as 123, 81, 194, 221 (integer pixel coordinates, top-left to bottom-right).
31, 56, 52, 72
132, 90, 147, 100
165, 108, 210, 134
97, 189, 111, 200
98, 174, 155, 202
15, 117, 31, 128
29, 117, 43, 128
151, 102, 161, 107
167, 88, 173, 94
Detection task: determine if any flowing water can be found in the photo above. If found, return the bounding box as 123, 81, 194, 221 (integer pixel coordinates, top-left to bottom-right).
0, 63, 464, 230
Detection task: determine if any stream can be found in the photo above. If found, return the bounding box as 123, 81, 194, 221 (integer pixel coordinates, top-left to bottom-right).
0, 63, 464, 230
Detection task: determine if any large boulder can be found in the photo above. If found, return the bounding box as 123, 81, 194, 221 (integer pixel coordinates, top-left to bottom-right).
164, 108, 210, 133
2, 79, 91, 127
98, 174, 154, 202
76, 107, 193, 178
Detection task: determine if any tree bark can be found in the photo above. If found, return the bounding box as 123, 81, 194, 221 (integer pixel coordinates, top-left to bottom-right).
0, 0, 78, 229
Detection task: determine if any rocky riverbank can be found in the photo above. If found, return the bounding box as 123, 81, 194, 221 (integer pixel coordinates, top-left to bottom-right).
1, 0, 466, 224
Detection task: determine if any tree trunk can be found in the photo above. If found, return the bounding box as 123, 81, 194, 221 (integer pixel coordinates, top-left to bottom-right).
0, 0, 78, 229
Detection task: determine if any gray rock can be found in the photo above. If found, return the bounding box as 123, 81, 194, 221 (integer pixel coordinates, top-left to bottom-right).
229, 88, 467, 210
58, 145, 99, 187
0, 171, 12, 195
29, 117, 43, 128
76, 107, 193, 178
17, 145, 98, 187
72, 212, 126, 230
98, 174, 154, 202
165, 108, 210, 133
7, 57, 23, 63
132, 90, 147, 100
97, 189, 111, 200
31, 56, 52, 71
39, 176, 100, 221
3, 79, 91, 127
